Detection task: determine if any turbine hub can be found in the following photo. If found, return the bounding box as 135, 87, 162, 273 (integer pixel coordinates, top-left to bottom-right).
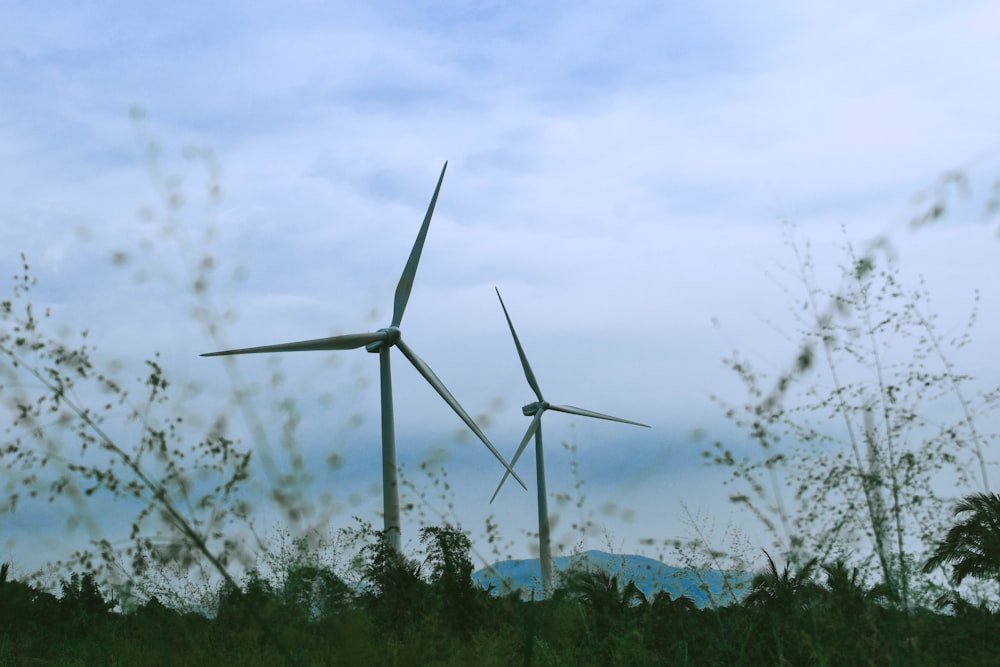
522, 401, 548, 416
366, 326, 401, 353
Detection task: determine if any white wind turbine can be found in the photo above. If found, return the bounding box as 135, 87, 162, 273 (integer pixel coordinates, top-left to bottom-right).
203, 163, 525, 552
490, 288, 649, 597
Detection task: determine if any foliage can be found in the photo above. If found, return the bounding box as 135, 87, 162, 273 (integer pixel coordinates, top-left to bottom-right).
708, 230, 999, 607
0, 254, 257, 589
281, 562, 352, 620
61, 571, 115, 617
821, 558, 896, 613
420, 524, 485, 637
550, 564, 645, 661
421, 524, 475, 596
1, 545, 999, 665
924, 492, 1000, 587
742, 551, 822, 615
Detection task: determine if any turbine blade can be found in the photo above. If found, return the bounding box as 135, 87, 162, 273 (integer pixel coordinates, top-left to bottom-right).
495, 288, 544, 402
490, 410, 543, 504
201, 331, 385, 357
547, 404, 650, 428
391, 162, 448, 328
395, 338, 527, 490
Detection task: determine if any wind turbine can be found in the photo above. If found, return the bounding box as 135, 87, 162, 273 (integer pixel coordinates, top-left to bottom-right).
490, 288, 649, 597
202, 162, 525, 553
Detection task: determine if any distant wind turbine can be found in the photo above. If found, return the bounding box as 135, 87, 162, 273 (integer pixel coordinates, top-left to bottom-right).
203, 163, 525, 553
491, 288, 649, 597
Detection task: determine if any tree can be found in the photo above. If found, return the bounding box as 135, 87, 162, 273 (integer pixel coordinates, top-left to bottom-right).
281, 564, 351, 621
648, 589, 697, 615
358, 528, 425, 635
923, 492, 1000, 587
743, 550, 822, 615
645, 589, 698, 655
418, 524, 482, 636
558, 566, 646, 640
821, 559, 894, 613
560, 566, 645, 613
420, 525, 474, 598
0, 563, 60, 634
60, 572, 114, 616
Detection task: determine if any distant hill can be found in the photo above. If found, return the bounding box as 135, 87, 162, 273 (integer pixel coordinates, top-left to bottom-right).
473, 550, 750, 607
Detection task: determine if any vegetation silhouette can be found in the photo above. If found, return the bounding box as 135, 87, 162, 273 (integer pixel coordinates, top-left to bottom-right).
924, 492, 1000, 598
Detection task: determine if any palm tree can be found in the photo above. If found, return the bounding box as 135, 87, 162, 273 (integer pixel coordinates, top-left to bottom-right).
560, 567, 646, 616
557, 566, 647, 661
743, 551, 822, 615
821, 559, 895, 611
923, 492, 1000, 586
649, 589, 697, 615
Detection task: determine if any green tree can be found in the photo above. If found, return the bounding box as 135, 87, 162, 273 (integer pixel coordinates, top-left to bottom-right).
821, 559, 894, 613
816, 558, 898, 661
644, 590, 697, 659
420, 525, 474, 598
923, 492, 1000, 587
559, 566, 645, 616
59, 571, 115, 635
648, 589, 696, 616
0, 563, 60, 635
557, 564, 646, 655
740, 552, 827, 666
743, 551, 822, 615
60, 572, 114, 616
281, 564, 352, 621
420, 524, 481, 636
359, 528, 426, 635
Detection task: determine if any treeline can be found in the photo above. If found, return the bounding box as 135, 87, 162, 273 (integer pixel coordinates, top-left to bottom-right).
1, 526, 998, 666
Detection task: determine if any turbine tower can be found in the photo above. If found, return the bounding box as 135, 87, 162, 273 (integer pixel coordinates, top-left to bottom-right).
491, 288, 649, 597
203, 163, 525, 553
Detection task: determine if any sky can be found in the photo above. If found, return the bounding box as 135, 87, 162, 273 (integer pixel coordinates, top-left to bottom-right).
2, 1, 1000, 581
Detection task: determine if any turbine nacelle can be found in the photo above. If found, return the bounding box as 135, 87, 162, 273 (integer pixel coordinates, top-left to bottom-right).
365, 326, 401, 353
522, 401, 548, 417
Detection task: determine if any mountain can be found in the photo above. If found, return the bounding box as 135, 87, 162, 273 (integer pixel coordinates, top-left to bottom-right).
473, 550, 750, 607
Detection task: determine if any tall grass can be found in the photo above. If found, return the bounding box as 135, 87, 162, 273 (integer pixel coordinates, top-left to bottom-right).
708, 226, 999, 608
